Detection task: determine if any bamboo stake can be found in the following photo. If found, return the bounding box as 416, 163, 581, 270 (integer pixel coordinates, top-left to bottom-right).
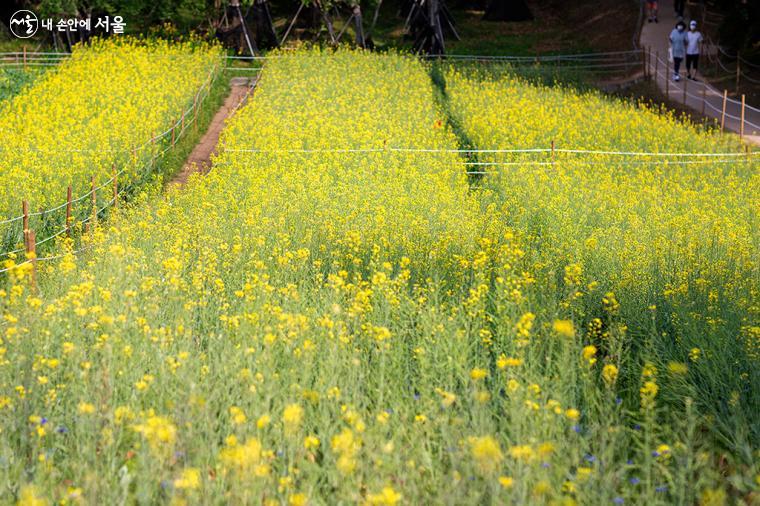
171, 123, 176, 145
720, 90, 727, 132
65, 186, 72, 237
23, 46, 27, 69
22, 200, 29, 251
740, 94, 745, 141
683, 75, 687, 105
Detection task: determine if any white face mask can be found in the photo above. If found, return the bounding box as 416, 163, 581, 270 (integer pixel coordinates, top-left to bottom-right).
678, 27, 684, 32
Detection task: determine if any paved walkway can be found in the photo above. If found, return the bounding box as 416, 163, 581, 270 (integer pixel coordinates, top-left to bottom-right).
639, 0, 760, 144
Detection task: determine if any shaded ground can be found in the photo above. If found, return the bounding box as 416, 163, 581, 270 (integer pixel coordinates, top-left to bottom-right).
441, 0, 640, 54
170, 79, 255, 187
265, 0, 640, 56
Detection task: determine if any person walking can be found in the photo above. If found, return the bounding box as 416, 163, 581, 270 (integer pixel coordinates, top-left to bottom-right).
646, 0, 658, 22
669, 20, 688, 81
685, 20, 703, 80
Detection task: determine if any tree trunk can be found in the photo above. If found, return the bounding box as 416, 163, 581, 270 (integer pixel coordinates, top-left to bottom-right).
483, 0, 533, 22
408, 0, 448, 55
353, 5, 366, 48
253, 0, 279, 48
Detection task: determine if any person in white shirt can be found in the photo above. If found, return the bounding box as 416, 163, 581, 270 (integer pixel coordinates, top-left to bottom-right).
686, 20, 703, 80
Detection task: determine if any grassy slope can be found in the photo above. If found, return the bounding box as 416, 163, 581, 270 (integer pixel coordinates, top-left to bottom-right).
0, 67, 43, 102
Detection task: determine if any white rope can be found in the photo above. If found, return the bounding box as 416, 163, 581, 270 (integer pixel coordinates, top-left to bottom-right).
0, 245, 26, 259
0, 242, 94, 274
552, 148, 753, 157
422, 49, 641, 60
464, 158, 753, 167
0, 215, 23, 226
0, 259, 31, 274
0, 180, 134, 273
227, 146, 755, 157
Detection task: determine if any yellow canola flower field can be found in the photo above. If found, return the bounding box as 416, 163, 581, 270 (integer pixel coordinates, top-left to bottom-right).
0, 50, 756, 505
445, 70, 758, 289
446, 68, 759, 359
0, 38, 222, 248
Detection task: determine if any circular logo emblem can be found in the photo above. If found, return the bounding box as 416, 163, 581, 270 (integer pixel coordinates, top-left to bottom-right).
9, 10, 39, 39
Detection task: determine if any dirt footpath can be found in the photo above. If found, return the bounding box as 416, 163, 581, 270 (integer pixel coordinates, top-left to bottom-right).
170, 79, 256, 186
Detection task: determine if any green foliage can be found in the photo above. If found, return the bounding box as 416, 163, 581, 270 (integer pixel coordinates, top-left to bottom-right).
0, 67, 43, 102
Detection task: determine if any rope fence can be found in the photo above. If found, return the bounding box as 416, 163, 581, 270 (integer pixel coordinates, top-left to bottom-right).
463, 157, 755, 174
0, 64, 262, 282
225, 146, 757, 157
1, 47, 755, 283
0, 62, 226, 271
3, 145, 751, 272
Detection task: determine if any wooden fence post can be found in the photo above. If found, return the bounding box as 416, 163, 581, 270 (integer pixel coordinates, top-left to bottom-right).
22, 200, 29, 251
740, 94, 745, 141
720, 90, 727, 132
23, 46, 27, 70
65, 186, 72, 237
